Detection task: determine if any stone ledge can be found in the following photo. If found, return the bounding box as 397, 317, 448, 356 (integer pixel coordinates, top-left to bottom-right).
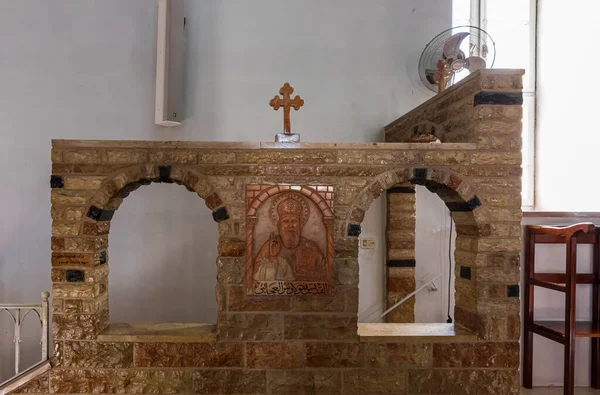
97, 323, 216, 343
357, 323, 477, 343
52, 140, 477, 151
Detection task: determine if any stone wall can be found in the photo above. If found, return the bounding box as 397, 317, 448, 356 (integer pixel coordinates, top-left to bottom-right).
13, 69, 524, 395
385, 186, 416, 323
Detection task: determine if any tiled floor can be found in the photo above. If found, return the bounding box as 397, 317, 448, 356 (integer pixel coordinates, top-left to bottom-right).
522, 388, 599, 394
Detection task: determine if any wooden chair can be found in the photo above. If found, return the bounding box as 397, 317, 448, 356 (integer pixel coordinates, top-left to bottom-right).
523, 223, 600, 395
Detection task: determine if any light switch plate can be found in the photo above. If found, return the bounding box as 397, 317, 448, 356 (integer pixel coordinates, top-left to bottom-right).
360, 238, 376, 249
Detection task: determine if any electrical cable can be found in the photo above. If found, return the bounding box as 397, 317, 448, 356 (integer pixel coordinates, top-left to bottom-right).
446, 213, 453, 324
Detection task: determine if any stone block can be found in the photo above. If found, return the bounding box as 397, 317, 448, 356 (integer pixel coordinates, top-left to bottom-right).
337, 150, 367, 164
477, 267, 520, 284
335, 258, 358, 285
343, 369, 408, 394
387, 276, 416, 295
478, 135, 521, 150
52, 222, 81, 237
82, 222, 110, 236
63, 176, 106, 190
134, 342, 244, 368
63, 294, 108, 314
284, 314, 357, 340
216, 257, 244, 284
385, 297, 415, 323
149, 150, 198, 164
364, 343, 431, 368
267, 370, 341, 395
217, 313, 283, 341
423, 151, 470, 165
63, 149, 103, 164
199, 151, 237, 164
218, 238, 245, 257
105, 150, 147, 164
53, 310, 108, 340
388, 249, 416, 260
50, 369, 193, 394
470, 152, 521, 165
366, 151, 418, 165
51, 190, 93, 206
306, 343, 364, 368
53, 283, 101, 298
65, 207, 85, 221
290, 288, 347, 312
433, 342, 519, 368
192, 370, 266, 394
57, 341, 133, 368
477, 238, 521, 253
247, 342, 306, 369
408, 369, 520, 395
228, 286, 290, 311
12, 371, 49, 393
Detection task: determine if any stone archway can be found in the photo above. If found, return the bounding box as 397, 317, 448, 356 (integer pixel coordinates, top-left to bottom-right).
344, 167, 485, 333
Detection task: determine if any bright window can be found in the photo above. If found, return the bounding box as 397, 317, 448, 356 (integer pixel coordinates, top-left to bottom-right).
453, 0, 536, 208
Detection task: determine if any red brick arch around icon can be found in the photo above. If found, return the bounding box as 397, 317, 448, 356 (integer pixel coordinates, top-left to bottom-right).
246, 185, 334, 219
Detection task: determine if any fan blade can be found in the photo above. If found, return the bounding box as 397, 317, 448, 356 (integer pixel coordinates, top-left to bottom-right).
443, 32, 470, 59
466, 56, 486, 72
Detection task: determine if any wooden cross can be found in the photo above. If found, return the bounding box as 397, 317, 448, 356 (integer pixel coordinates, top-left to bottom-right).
269, 83, 304, 135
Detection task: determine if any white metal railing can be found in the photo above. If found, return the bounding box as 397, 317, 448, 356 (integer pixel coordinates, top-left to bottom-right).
379, 273, 442, 319
0, 292, 50, 377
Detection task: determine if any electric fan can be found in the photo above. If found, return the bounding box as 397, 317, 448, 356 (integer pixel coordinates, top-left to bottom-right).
418, 26, 496, 93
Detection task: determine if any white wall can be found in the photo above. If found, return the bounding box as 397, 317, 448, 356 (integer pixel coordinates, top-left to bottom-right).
358, 195, 386, 322
415, 186, 456, 323
0, 0, 450, 381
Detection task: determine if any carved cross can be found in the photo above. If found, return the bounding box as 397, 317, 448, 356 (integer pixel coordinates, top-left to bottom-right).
269, 83, 304, 135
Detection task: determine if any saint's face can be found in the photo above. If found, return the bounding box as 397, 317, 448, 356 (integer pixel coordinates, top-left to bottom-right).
278, 215, 301, 249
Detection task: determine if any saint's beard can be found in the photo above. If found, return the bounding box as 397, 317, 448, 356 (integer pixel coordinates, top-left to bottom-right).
280, 230, 300, 249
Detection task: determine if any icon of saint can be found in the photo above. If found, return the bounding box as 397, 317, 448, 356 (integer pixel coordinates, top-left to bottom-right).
253, 194, 326, 282
253, 232, 295, 281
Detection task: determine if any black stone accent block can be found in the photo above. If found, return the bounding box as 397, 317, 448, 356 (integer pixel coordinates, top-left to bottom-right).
117, 182, 142, 198
410, 168, 428, 185
387, 186, 415, 194
460, 266, 472, 280
473, 91, 523, 106
387, 259, 416, 267
87, 205, 103, 221
65, 269, 85, 283
158, 165, 173, 183
98, 209, 114, 221
347, 224, 362, 237
86, 206, 114, 222
446, 201, 473, 212
212, 207, 229, 223
507, 284, 520, 297
467, 195, 482, 210
50, 175, 64, 189
99, 251, 107, 265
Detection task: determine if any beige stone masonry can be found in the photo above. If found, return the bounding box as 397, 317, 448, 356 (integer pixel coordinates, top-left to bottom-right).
16, 69, 524, 395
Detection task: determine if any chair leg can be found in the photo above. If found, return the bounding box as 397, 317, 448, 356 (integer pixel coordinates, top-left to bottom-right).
523, 228, 535, 388
564, 236, 577, 395
592, 231, 600, 389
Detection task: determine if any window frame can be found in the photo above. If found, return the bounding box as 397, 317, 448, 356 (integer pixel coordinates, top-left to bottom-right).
453, 0, 537, 209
